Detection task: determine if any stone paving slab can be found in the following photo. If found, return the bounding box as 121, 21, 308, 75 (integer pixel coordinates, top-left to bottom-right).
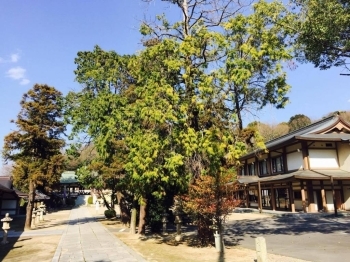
51, 205, 146, 262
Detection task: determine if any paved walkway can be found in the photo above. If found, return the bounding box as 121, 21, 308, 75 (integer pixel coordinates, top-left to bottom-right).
51, 206, 145, 262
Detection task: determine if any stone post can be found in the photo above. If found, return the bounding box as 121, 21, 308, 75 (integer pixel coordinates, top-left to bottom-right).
174, 215, 182, 242
35, 209, 40, 224
255, 236, 268, 262
31, 209, 36, 229
1, 213, 13, 244
39, 202, 46, 221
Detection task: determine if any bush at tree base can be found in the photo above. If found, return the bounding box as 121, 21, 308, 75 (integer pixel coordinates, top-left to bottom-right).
104, 209, 116, 219
180, 174, 240, 246
87, 196, 93, 205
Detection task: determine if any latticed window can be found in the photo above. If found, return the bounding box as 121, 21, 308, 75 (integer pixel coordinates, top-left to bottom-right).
272, 156, 284, 173
259, 160, 268, 175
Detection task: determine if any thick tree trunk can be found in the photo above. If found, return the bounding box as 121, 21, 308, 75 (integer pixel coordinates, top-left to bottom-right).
25, 180, 35, 230
138, 197, 147, 235
130, 206, 137, 234
119, 195, 131, 226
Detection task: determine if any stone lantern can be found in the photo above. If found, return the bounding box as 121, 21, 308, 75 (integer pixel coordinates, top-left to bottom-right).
1, 213, 13, 244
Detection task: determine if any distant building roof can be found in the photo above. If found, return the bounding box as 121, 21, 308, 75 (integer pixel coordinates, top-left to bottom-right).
60, 171, 79, 184
241, 115, 350, 160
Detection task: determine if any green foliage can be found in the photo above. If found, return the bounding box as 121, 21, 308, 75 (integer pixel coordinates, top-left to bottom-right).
2, 84, 66, 191
288, 114, 312, 132
293, 0, 350, 70
65, 0, 297, 238
104, 209, 116, 219
87, 196, 93, 205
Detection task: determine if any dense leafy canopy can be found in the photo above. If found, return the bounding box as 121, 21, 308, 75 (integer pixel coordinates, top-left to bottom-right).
2, 84, 65, 229
294, 0, 350, 71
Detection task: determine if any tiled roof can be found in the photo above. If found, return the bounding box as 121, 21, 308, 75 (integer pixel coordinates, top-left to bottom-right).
60, 171, 78, 184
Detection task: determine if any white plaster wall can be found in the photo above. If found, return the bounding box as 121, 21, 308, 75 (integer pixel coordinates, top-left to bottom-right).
287, 152, 303, 171
326, 191, 334, 211
294, 200, 303, 210
337, 143, 350, 171
309, 149, 339, 169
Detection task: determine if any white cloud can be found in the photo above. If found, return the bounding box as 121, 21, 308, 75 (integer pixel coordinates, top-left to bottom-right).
19, 78, 30, 85
6, 66, 26, 80
10, 53, 20, 63
0, 52, 20, 63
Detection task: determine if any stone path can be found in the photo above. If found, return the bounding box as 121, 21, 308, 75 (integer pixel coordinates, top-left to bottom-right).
51, 206, 145, 262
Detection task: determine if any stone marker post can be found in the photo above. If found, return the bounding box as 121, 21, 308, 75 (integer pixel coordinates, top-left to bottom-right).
1, 213, 13, 244
31, 209, 36, 228
255, 236, 268, 262
35, 209, 40, 224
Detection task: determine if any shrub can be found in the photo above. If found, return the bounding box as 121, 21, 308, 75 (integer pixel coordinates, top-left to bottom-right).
87, 196, 93, 205
104, 209, 116, 219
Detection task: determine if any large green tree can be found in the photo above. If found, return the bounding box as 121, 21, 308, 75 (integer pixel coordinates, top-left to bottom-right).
137, 0, 289, 240
288, 114, 312, 132
293, 0, 350, 71
2, 84, 65, 230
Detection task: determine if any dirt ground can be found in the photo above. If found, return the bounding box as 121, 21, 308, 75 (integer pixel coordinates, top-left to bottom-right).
0, 208, 310, 262
0, 235, 61, 262
0, 209, 70, 262
101, 212, 310, 262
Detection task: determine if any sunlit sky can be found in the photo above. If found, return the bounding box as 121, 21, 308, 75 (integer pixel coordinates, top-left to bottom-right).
1, 1, 349, 167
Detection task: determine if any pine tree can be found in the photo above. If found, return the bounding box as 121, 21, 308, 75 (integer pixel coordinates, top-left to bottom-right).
2, 84, 65, 230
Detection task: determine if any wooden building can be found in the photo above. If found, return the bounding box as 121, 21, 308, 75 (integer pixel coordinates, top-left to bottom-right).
236, 114, 350, 213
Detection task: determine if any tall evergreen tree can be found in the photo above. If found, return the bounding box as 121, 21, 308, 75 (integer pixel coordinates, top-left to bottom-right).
2, 84, 65, 230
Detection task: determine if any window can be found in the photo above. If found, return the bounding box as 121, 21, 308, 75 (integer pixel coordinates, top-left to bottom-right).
272, 156, 284, 173
248, 163, 255, 176
259, 160, 268, 175
240, 167, 245, 176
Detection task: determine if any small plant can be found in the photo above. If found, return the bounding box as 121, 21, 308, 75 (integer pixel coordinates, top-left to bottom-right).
87, 196, 93, 205
104, 209, 116, 219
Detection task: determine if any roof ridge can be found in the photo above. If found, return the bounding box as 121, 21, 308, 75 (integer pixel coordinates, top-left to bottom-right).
265, 115, 337, 145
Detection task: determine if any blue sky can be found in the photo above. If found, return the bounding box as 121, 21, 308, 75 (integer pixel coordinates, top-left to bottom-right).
1, 1, 349, 167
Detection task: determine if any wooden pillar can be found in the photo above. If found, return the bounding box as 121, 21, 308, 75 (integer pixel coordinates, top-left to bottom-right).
331, 176, 338, 216
300, 181, 307, 213
307, 181, 315, 212
339, 180, 345, 210
320, 180, 327, 212
245, 186, 249, 208
258, 181, 262, 213
283, 147, 288, 172
301, 141, 309, 170
289, 182, 295, 212
271, 185, 276, 211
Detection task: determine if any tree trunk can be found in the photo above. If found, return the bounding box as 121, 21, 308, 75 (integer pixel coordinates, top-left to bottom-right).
119, 195, 131, 226
100, 190, 111, 210
25, 180, 35, 230
138, 197, 147, 235
130, 206, 137, 234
